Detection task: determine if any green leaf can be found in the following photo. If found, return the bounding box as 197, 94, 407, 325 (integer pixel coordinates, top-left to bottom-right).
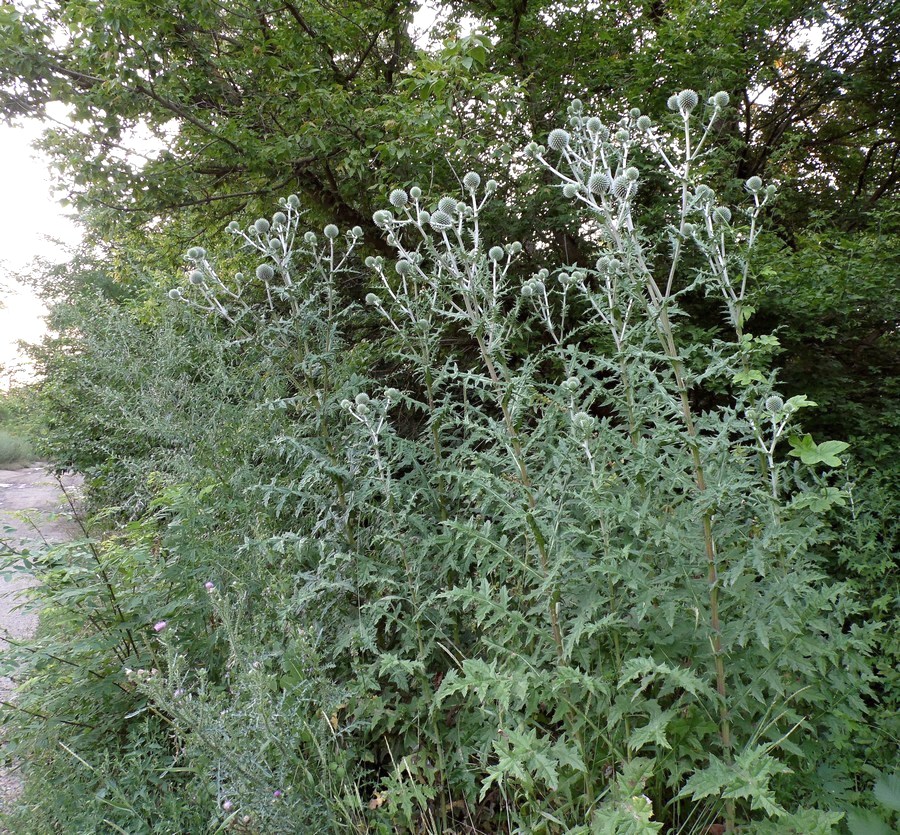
846, 807, 892, 835
874, 772, 900, 812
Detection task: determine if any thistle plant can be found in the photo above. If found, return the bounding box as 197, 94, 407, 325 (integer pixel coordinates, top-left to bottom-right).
135, 91, 876, 834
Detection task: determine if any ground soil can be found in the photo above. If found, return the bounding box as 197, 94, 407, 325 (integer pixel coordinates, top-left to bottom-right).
0, 466, 81, 825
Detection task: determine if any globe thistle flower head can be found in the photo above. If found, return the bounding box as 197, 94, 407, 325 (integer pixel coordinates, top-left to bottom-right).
629, 107, 641, 119
625, 166, 639, 182
389, 188, 409, 208
438, 196, 458, 215
712, 91, 730, 108
588, 172, 611, 194
409, 186, 422, 201
485, 179, 499, 194
303, 232, 317, 245
745, 176, 763, 192
234, 272, 244, 281
340, 398, 351, 410
351, 226, 363, 238
287, 194, 301, 208
569, 98, 583, 115
765, 395, 784, 413
548, 129, 571, 151
395, 259, 413, 276
695, 184, 715, 202
765, 184, 777, 198
520, 283, 535, 298
562, 183, 579, 198
189, 270, 205, 285
568, 115, 582, 129
429, 210, 453, 231
532, 279, 545, 293
572, 411, 595, 433
373, 210, 392, 227
596, 255, 611, 272
186, 246, 206, 261
713, 206, 732, 224
677, 89, 699, 113
508, 241, 522, 254
455, 201, 466, 213
272, 212, 287, 226
384, 387, 401, 403
607, 257, 622, 271
667, 94, 679, 111
537, 268, 550, 281
488, 246, 504, 262
682, 222, 696, 236
524, 141, 541, 159
562, 376, 580, 392
355, 392, 370, 407
417, 211, 431, 225
168, 288, 182, 300
256, 264, 275, 282
365, 293, 380, 306
586, 116, 603, 134
463, 172, 481, 191
637, 115, 652, 131
615, 128, 629, 142
612, 175, 633, 200
324, 224, 339, 239
254, 218, 270, 235
227, 221, 240, 233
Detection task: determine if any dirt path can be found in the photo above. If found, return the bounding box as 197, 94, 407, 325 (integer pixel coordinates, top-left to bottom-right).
0, 466, 81, 818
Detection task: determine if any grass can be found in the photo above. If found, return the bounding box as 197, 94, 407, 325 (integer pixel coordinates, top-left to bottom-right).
0, 429, 33, 468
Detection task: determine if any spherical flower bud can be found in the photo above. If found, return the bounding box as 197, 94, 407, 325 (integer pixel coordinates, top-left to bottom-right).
395, 260, 413, 276
254, 218, 270, 235
385, 387, 401, 403
521, 283, 535, 298
389, 188, 409, 208
765, 184, 777, 197
765, 395, 784, 413
682, 222, 696, 236
485, 180, 498, 194
272, 212, 287, 226
186, 246, 206, 261
488, 246, 504, 262
570, 98, 583, 114
365, 293, 380, 306
562, 183, 578, 198
417, 211, 431, 225
509, 241, 522, 254
713, 206, 732, 224
712, 91, 730, 108
256, 264, 275, 282
154, 621, 167, 633
463, 172, 481, 190
596, 256, 611, 271
612, 176, 633, 200
537, 268, 549, 280
189, 270, 204, 285
351, 226, 363, 238
227, 221, 240, 233
304, 231, 317, 244
167, 289, 182, 300
548, 129, 571, 151
625, 166, 639, 182
288, 194, 301, 208
532, 279, 545, 293
524, 142, 540, 158
695, 184, 715, 201
562, 376, 579, 391
572, 412, 595, 433
364, 256, 377, 268
372, 210, 391, 227
607, 257, 622, 270
586, 116, 603, 134
429, 210, 453, 231
356, 403, 369, 415
615, 129, 629, 142
340, 399, 351, 410
677, 89, 699, 113
235, 272, 244, 281
409, 186, 422, 200
354, 392, 370, 407
634, 116, 651, 133
437, 196, 458, 215
588, 173, 611, 194
745, 176, 763, 193
205, 581, 215, 591
324, 224, 339, 239
667, 94, 679, 111
568, 115, 582, 129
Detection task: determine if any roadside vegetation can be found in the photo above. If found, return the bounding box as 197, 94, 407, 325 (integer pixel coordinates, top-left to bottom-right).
0, 1, 896, 832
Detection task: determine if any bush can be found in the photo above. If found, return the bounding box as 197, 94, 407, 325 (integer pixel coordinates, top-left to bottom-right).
4, 90, 892, 834
0, 429, 33, 468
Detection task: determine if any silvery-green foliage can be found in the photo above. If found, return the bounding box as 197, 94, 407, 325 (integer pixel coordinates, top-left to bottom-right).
133, 93, 877, 834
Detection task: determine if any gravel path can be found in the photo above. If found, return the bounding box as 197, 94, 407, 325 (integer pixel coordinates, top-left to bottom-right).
0, 466, 81, 822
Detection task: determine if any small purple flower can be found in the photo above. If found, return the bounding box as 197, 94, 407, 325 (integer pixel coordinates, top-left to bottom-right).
205, 581, 215, 591
153, 621, 167, 633
222, 799, 234, 812
273, 789, 283, 799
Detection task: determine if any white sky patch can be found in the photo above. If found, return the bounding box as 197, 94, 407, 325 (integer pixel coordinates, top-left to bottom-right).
0, 116, 81, 386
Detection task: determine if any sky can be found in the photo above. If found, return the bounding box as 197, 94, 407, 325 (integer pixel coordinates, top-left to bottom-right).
0, 116, 81, 386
